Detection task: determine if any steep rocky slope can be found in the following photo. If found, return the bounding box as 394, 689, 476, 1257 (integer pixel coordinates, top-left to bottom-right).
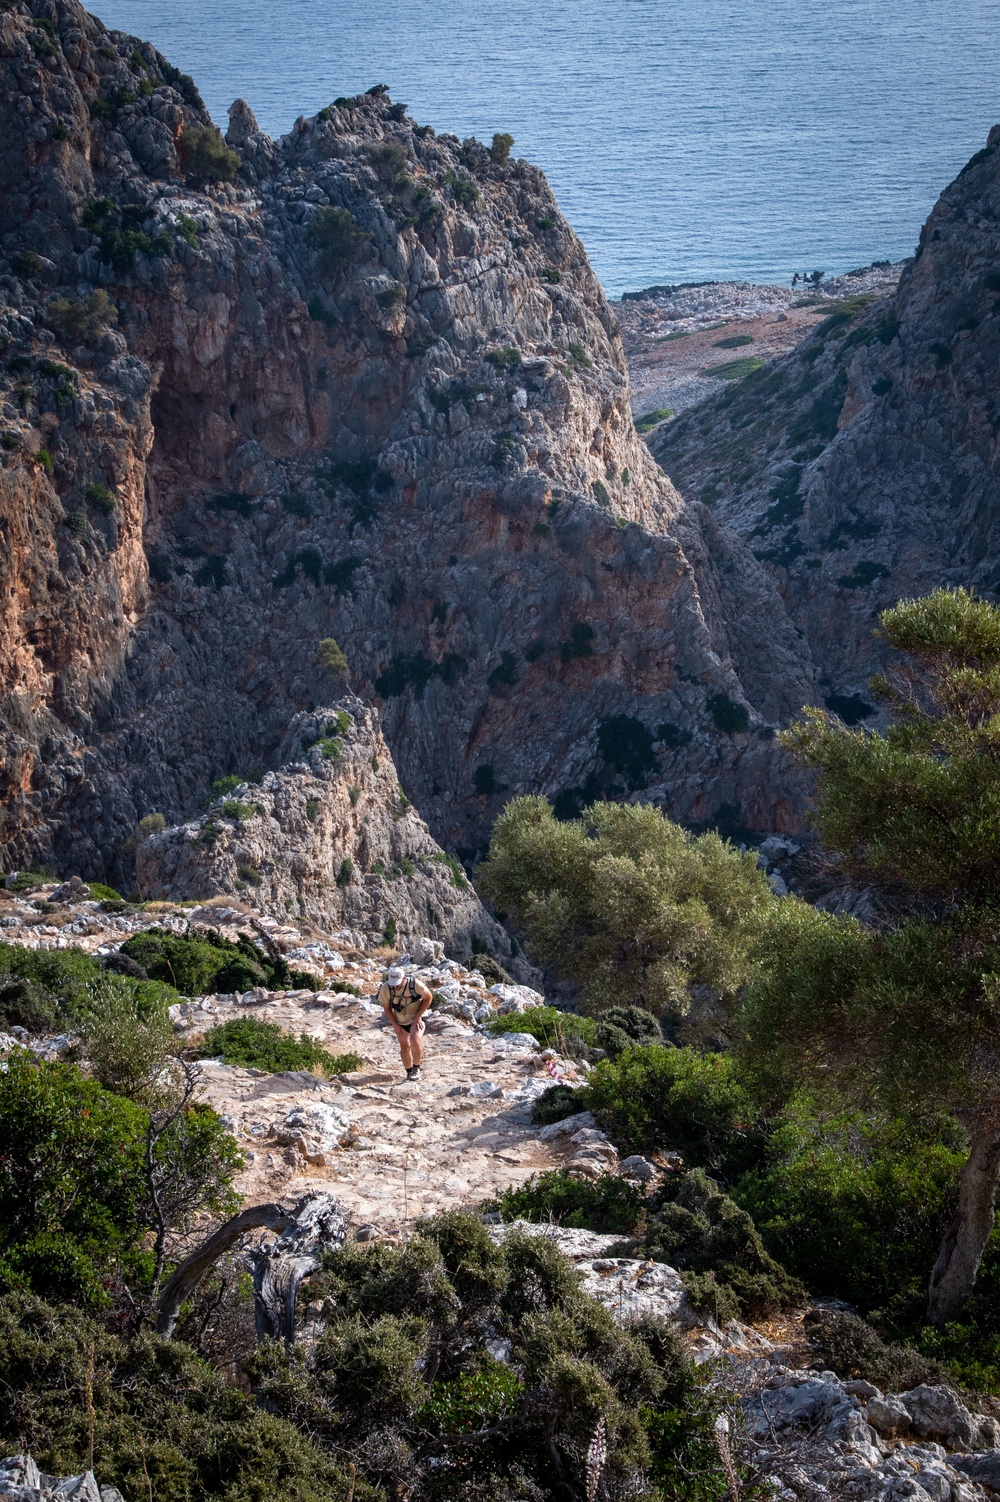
652, 128, 1000, 718
0, 0, 808, 885
136, 697, 523, 961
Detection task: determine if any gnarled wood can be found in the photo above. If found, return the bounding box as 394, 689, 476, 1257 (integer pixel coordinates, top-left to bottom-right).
248, 1192, 347, 1345
155, 1202, 296, 1336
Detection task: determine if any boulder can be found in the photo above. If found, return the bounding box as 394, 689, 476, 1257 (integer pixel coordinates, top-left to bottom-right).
896, 1385, 999, 1451
538, 1111, 596, 1141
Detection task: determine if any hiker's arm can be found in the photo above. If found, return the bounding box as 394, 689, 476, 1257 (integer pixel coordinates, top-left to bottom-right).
412, 982, 434, 1020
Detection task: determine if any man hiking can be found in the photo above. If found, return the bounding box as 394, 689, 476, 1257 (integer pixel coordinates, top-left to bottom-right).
378, 963, 433, 1081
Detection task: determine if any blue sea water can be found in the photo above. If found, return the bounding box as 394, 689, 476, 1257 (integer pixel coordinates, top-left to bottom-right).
91, 0, 1000, 297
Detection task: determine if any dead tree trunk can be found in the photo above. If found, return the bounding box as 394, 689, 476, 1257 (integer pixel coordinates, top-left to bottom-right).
927, 1129, 1000, 1325
155, 1202, 297, 1336
155, 1193, 346, 1343
248, 1193, 347, 1345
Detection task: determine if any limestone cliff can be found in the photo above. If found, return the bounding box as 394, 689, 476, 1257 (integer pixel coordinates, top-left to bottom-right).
653, 128, 1000, 720
136, 698, 525, 966
0, 0, 804, 886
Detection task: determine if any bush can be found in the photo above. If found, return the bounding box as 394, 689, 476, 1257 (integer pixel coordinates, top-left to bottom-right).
0, 1055, 148, 1303
119, 930, 319, 998
585, 1046, 766, 1180
0, 1292, 370, 1502
46, 288, 117, 345
531, 1083, 587, 1124
488, 1005, 597, 1055
467, 951, 510, 985
317, 637, 348, 676
485, 346, 522, 373
196, 1017, 361, 1076
485, 1170, 645, 1234
731, 1102, 968, 1319
86, 881, 123, 901
804, 1307, 946, 1392
640, 1169, 803, 1321
560, 622, 595, 662
179, 125, 240, 185
78, 973, 177, 1104
307, 207, 372, 275
480, 796, 773, 1016
490, 131, 514, 164
706, 693, 749, 733
250, 1211, 734, 1500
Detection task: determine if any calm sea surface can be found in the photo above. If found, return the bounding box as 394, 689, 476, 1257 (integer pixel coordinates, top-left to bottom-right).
92, 0, 1000, 297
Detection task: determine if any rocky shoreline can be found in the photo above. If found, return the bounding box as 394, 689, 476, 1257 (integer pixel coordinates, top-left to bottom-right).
614, 262, 906, 419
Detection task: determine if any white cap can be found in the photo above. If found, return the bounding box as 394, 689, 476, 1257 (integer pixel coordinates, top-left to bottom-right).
387, 965, 405, 986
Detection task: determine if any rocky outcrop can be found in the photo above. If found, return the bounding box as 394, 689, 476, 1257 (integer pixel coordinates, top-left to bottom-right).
135, 697, 524, 963
0, 0, 810, 887
653, 129, 1000, 720
0, 1456, 122, 1502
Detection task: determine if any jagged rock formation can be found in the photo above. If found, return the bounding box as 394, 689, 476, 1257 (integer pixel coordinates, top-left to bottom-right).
0, 0, 808, 885
136, 698, 525, 962
0, 1455, 123, 1502
653, 127, 1000, 720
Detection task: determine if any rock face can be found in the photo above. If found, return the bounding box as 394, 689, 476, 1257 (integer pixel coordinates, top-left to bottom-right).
0, 1455, 122, 1502
0, 0, 807, 885
653, 127, 1000, 721
136, 697, 524, 962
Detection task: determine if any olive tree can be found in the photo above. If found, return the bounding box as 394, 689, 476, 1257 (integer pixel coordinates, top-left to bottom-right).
741, 588, 1000, 1324
479, 795, 773, 1017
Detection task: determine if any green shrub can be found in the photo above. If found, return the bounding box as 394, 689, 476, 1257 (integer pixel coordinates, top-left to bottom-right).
467, 951, 510, 985
307, 207, 372, 275
531, 1083, 587, 1124
196, 1018, 360, 1076
446, 173, 479, 207
592, 479, 610, 507
47, 288, 117, 345
706, 692, 749, 733
78, 974, 178, 1104
0, 1292, 369, 1502
119, 930, 316, 998
0, 1054, 148, 1303
732, 1102, 967, 1318
703, 356, 764, 380
585, 1046, 765, 1179
317, 637, 348, 675
488, 1004, 597, 1055
383, 915, 398, 945
488, 650, 519, 688
713, 333, 754, 349
179, 125, 240, 185
139, 812, 166, 835
86, 882, 123, 901
221, 800, 254, 820
211, 775, 242, 796
480, 796, 773, 1017
485, 346, 522, 373
0, 944, 107, 1032
640, 1169, 803, 1321
485, 1170, 645, 1234
337, 857, 354, 887
251, 1211, 726, 1499
804, 1306, 946, 1391
633, 408, 672, 432
490, 131, 514, 165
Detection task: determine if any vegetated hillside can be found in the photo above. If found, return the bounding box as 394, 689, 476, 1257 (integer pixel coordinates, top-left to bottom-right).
0, 0, 810, 888
652, 125, 1000, 725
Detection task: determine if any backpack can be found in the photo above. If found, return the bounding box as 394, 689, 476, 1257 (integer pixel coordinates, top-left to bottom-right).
386, 977, 424, 1024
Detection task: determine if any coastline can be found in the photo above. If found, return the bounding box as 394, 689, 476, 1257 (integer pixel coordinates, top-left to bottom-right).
613, 261, 906, 419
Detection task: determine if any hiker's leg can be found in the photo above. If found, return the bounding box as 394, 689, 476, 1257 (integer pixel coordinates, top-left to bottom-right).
409, 1017, 425, 1067
396, 1024, 413, 1069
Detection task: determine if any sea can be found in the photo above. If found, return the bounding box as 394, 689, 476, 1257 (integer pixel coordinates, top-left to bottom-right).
91, 0, 1000, 298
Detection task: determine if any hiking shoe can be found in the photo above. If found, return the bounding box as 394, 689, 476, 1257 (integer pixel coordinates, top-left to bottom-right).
406, 1066, 422, 1081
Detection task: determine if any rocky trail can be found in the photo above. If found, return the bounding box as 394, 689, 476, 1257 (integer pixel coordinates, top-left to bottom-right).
9, 889, 1000, 1498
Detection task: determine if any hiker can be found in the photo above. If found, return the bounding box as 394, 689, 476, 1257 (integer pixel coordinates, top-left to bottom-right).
379, 963, 434, 1081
